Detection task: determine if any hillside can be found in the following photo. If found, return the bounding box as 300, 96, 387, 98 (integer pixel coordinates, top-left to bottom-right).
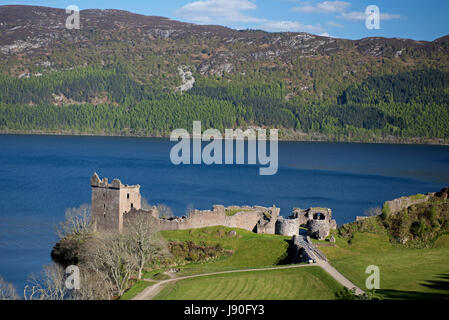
1, 5, 449, 143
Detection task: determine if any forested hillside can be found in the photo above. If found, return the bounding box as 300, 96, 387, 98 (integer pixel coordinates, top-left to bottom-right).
0, 5, 448, 143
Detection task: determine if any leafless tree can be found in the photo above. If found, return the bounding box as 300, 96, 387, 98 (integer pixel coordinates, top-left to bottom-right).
364, 206, 382, 217
124, 214, 170, 279
56, 204, 92, 240
0, 275, 18, 300
24, 262, 72, 300
141, 197, 153, 211
185, 203, 195, 217
157, 204, 174, 219
81, 232, 137, 297
74, 268, 114, 300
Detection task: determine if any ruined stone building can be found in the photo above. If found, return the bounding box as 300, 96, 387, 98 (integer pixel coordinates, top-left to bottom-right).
90, 173, 337, 238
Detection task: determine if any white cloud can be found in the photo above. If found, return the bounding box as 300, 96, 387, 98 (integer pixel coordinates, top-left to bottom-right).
175, 0, 265, 24
258, 20, 323, 33
292, 1, 351, 14
339, 11, 401, 21
327, 21, 344, 28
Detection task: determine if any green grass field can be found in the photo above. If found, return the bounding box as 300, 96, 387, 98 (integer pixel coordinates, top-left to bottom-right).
154, 267, 343, 300
319, 232, 449, 299
160, 226, 291, 276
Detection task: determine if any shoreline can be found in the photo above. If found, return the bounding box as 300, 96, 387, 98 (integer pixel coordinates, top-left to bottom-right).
1, 129, 449, 146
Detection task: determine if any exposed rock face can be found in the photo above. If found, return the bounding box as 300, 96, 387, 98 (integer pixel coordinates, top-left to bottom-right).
307, 220, 330, 240
176, 66, 195, 92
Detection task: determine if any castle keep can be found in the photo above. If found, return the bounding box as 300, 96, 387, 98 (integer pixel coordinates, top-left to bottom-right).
91, 173, 142, 232
91, 173, 337, 238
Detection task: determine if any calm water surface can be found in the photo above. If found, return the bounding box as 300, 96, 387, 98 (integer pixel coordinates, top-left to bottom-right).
1, 134, 449, 291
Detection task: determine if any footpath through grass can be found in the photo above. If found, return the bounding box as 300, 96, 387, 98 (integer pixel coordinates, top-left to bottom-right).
120, 280, 155, 300
319, 232, 449, 299
154, 266, 343, 300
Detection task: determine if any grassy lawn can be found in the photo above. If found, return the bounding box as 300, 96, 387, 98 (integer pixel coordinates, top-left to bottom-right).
225, 208, 251, 216
154, 267, 344, 300
319, 232, 449, 299
160, 226, 291, 276
119, 280, 155, 300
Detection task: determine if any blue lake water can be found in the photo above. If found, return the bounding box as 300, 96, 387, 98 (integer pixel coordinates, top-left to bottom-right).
1, 134, 449, 291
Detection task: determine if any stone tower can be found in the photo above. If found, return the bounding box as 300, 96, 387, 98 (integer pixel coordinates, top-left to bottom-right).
90, 173, 141, 233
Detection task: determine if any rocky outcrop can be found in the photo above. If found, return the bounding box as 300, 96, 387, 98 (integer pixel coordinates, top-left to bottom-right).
176, 66, 195, 92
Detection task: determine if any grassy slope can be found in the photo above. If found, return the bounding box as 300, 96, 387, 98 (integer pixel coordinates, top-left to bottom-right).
120, 281, 155, 300
160, 226, 291, 276
319, 232, 449, 299
154, 267, 343, 300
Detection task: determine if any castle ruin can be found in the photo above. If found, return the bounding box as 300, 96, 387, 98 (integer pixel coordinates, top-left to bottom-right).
91, 173, 337, 238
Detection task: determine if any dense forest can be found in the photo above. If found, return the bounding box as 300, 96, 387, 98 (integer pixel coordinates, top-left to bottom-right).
0, 67, 448, 141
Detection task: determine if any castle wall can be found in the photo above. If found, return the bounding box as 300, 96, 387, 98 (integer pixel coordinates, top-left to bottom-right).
275, 217, 300, 236
91, 173, 336, 239
124, 205, 265, 233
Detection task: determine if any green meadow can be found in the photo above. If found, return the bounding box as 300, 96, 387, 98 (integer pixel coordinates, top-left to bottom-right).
154, 267, 343, 300
319, 233, 449, 299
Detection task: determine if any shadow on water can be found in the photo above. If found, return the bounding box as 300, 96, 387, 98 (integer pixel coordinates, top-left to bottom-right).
378, 274, 449, 300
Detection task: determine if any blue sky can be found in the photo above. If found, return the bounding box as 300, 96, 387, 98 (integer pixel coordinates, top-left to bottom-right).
1, 0, 448, 40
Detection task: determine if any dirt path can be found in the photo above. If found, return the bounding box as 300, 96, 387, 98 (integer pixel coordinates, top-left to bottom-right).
133, 261, 364, 300
316, 260, 365, 295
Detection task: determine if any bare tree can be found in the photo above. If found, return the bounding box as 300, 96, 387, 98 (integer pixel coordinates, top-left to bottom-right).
56, 204, 92, 240
157, 204, 174, 219
141, 197, 153, 211
24, 262, 72, 300
364, 206, 382, 217
74, 268, 114, 300
124, 214, 170, 279
0, 275, 18, 300
81, 232, 137, 297
185, 203, 195, 217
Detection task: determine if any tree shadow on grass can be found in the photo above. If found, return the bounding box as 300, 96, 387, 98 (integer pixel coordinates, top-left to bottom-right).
378, 274, 449, 300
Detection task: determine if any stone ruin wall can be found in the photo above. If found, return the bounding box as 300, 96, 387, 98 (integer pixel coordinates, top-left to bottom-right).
91, 173, 337, 239
292, 207, 337, 230
275, 218, 300, 236
385, 194, 432, 215
123, 204, 279, 233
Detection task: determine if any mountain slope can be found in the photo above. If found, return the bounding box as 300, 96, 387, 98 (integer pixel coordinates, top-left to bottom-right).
0, 5, 448, 143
